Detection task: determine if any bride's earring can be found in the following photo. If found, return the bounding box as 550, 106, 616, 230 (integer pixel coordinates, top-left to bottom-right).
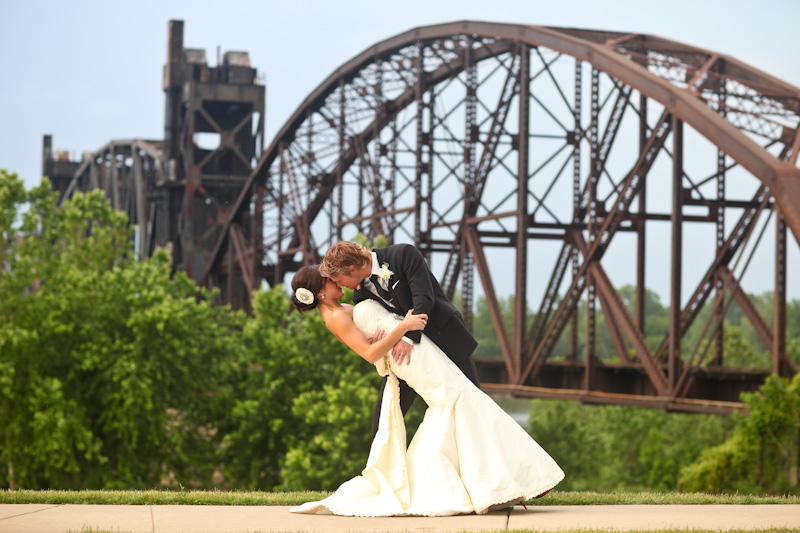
320, 294, 325, 299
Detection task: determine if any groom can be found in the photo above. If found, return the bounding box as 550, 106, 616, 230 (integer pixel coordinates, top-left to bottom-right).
320, 241, 479, 437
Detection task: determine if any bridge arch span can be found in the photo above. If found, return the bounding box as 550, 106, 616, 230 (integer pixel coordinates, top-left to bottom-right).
208, 21, 800, 413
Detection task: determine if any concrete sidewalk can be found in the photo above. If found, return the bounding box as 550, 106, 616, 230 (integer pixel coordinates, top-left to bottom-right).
1, 503, 798, 532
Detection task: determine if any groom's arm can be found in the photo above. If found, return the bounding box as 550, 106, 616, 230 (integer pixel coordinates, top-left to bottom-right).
395, 244, 436, 344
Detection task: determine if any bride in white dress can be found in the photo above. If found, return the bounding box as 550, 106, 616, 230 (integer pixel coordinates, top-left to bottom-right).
289, 265, 564, 516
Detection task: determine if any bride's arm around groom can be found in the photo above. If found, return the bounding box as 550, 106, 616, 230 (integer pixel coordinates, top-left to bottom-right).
322, 241, 479, 382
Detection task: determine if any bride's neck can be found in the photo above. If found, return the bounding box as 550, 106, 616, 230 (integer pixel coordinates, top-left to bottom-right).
318, 299, 345, 314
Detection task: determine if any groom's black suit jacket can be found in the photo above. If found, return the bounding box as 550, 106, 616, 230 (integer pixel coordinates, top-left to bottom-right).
352, 244, 478, 364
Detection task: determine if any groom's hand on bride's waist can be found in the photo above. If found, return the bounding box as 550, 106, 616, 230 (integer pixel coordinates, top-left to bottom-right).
392, 340, 412, 365
369, 329, 412, 365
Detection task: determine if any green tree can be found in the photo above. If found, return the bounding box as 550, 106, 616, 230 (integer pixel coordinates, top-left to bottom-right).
678, 374, 800, 494
214, 287, 361, 490
788, 338, 800, 368
279, 367, 376, 490
721, 322, 771, 369
637, 410, 734, 491
677, 431, 756, 493
526, 400, 601, 491
527, 399, 734, 492
0, 172, 241, 489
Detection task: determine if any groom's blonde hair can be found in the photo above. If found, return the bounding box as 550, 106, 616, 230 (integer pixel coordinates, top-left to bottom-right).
320, 241, 371, 277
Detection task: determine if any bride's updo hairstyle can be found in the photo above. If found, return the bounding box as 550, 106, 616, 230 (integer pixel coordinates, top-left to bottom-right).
291, 265, 324, 313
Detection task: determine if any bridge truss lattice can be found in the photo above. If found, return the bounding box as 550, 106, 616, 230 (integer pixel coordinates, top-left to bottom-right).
57, 21, 800, 414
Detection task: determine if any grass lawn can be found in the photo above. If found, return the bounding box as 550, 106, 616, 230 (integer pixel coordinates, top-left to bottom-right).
2, 489, 798, 506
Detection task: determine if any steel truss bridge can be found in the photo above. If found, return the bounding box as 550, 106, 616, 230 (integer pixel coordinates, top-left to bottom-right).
48, 21, 800, 414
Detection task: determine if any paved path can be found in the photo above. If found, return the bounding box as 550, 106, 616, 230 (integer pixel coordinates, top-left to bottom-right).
1, 503, 799, 532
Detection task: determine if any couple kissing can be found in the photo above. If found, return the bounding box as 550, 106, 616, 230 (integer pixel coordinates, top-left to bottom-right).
289, 241, 563, 517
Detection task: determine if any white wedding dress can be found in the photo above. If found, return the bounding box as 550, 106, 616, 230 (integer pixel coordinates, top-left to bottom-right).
291, 300, 564, 516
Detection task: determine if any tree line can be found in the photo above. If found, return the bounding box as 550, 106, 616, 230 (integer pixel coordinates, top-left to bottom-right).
1, 170, 797, 494
473, 288, 800, 369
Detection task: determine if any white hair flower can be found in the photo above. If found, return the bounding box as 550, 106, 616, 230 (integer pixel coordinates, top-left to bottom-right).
295, 288, 315, 305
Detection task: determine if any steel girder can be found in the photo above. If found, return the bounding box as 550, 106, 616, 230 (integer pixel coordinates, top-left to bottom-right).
205, 21, 800, 413
62, 139, 167, 259
60, 21, 266, 312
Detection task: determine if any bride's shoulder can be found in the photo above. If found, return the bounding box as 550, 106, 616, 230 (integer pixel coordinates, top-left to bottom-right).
324, 306, 353, 327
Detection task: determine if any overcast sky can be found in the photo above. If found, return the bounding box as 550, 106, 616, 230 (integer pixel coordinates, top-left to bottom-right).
1, 0, 798, 302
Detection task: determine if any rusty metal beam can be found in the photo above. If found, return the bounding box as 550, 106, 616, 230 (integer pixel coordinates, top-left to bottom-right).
132, 151, 147, 259
569, 58, 583, 364
463, 225, 515, 379
774, 214, 790, 375
480, 383, 746, 415
718, 266, 773, 353
442, 46, 521, 297
514, 44, 530, 378
525, 71, 631, 357
654, 185, 771, 364
230, 224, 254, 302
594, 287, 633, 364
203, 39, 516, 284
589, 259, 669, 395
413, 42, 425, 248
517, 110, 672, 386
669, 116, 683, 395
713, 80, 728, 366
460, 38, 478, 328
636, 95, 647, 335
584, 67, 600, 392
686, 54, 719, 95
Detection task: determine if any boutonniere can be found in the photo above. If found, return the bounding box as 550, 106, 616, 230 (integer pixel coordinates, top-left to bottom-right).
376, 261, 394, 281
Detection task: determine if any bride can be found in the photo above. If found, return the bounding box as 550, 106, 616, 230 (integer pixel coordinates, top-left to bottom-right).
288, 265, 564, 517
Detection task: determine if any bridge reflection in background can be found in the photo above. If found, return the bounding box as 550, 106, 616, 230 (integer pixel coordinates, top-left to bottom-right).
46, 20, 800, 415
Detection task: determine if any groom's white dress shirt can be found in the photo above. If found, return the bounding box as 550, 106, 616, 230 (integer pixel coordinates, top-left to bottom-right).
363, 252, 395, 307
362, 251, 415, 345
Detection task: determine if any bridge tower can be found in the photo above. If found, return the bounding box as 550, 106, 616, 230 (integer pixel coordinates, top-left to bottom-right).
162, 20, 265, 308
41, 134, 82, 200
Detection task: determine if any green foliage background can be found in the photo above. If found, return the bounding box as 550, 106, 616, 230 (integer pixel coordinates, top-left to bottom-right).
527, 399, 737, 492
0, 170, 797, 494
0, 171, 243, 489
